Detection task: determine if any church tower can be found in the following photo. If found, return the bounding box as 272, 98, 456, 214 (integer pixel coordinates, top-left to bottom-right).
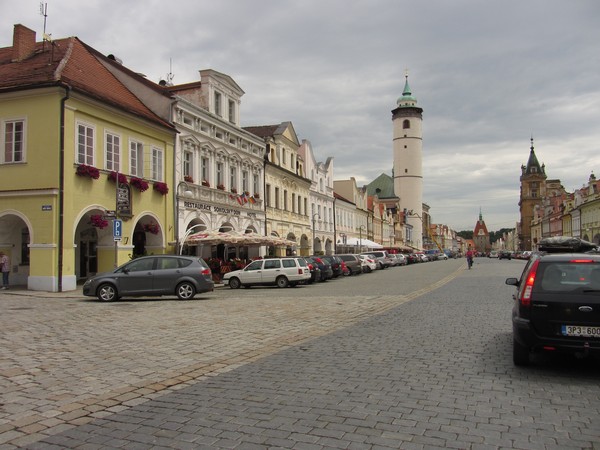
519, 138, 546, 251
392, 73, 423, 249
473, 209, 491, 254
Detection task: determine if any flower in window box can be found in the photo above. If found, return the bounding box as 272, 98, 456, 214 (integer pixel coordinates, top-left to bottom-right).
89, 214, 109, 229
130, 176, 149, 192
184, 175, 194, 183
108, 171, 128, 184
217, 184, 225, 190
244, 191, 250, 196
143, 222, 160, 235
253, 193, 260, 199
76, 164, 100, 179
153, 181, 169, 195
230, 187, 238, 194
201, 180, 210, 187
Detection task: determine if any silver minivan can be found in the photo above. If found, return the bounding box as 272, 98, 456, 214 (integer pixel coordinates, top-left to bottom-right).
223, 257, 311, 288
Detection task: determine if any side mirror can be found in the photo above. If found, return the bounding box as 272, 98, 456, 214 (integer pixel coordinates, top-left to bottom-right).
505, 277, 519, 286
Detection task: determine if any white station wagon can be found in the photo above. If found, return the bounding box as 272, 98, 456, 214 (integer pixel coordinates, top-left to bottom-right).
222, 257, 311, 288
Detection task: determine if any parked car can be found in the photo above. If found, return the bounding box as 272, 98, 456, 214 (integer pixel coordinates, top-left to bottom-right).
358, 254, 377, 273
392, 253, 407, 265
362, 250, 392, 269
305, 259, 321, 284
405, 253, 419, 264
336, 254, 362, 275
437, 253, 448, 261
488, 251, 499, 258
82, 255, 214, 301
223, 257, 311, 288
498, 250, 512, 260
307, 256, 333, 281
505, 236, 600, 366
320, 255, 344, 278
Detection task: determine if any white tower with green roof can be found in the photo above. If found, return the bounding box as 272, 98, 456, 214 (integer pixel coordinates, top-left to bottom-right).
392, 73, 423, 249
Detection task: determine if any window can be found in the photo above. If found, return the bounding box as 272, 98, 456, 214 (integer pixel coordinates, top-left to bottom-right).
183, 151, 193, 179
214, 91, 222, 116
216, 162, 223, 186
228, 100, 235, 123
230, 166, 237, 190
201, 157, 209, 183
298, 196, 302, 215
151, 147, 163, 181
265, 184, 271, 206
283, 190, 288, 210
130, 140, 144, 176
242, 170, 249, 192
282, 148, 286, 165
77, 123, 94, 165
3, 119, 25, 163
292, 193, 296, 212
253, 174, 259, 195
105, 132, 120, 171
264, 259, 281, 270
275, 187, 280, 209
403, 119, 410, 129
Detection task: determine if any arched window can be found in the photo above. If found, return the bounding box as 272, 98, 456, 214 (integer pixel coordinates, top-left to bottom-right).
402, 119, 410, 129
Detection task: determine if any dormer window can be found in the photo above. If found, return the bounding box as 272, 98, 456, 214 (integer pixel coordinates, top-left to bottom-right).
214, 91, 222, 116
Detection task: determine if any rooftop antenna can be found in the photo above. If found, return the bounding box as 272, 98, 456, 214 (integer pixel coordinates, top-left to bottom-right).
166, 58, 174, 85
40, 2, 52, 49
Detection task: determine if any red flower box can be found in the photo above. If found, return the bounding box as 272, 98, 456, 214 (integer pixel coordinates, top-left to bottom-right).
153, 181, 169, 195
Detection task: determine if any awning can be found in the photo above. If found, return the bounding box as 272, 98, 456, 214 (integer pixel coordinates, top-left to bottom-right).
339, 237, 383, 249
185, 230, 295, 247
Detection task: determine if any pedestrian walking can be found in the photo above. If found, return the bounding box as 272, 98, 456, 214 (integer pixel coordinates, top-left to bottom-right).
0, 251, 10, 289
466, 247, 474, 270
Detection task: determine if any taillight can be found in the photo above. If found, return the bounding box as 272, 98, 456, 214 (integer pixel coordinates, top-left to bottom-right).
298, 268, 303, 275
201, 268, 211, 276
308, 263, 314, 270
570, 259, 594, 263
520, 259, 539, 307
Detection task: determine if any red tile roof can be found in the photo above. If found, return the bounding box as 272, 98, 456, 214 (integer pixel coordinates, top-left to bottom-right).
0, 28, 173, 130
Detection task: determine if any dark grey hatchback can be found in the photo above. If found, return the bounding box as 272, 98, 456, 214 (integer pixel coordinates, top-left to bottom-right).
506, 237, 600, 365
83, 255, 214, 301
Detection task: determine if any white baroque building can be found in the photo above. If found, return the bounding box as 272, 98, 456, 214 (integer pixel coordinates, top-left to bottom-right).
298, 139, 335, 255
167, 69, 266, 260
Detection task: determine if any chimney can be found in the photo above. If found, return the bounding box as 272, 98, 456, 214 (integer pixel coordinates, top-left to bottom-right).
13, 24, 36, 62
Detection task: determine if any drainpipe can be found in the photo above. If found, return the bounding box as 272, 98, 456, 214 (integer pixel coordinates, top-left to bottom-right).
58, 84, 71, 292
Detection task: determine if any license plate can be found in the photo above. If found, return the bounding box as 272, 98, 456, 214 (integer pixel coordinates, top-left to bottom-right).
561, 325, 600, 338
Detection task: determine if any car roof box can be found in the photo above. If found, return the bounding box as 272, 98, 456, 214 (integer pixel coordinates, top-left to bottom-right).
538, 236, 598, 253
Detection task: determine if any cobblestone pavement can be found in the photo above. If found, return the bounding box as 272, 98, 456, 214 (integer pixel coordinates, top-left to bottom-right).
3, 259, 600, 449
0, 260, 463, 448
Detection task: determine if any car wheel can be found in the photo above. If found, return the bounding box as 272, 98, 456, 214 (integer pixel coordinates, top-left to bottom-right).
97, 283, 118, 302
513, 338, 530, 366
276, 276, 289, 288
176, 282, 196, 300
228, 277, 241, 289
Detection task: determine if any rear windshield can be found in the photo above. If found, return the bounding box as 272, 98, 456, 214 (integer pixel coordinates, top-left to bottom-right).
538, 261, 600, 292
296, 258, 308, 267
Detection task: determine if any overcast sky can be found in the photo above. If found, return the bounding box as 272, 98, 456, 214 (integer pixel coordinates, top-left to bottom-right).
2, 0, 599, 231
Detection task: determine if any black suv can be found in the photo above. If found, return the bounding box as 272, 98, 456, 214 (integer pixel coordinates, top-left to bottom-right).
505, 237, 600, 365
498, 250, 512, 260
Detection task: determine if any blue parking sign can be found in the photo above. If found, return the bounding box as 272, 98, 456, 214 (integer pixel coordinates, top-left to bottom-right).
113, 219, 122, 241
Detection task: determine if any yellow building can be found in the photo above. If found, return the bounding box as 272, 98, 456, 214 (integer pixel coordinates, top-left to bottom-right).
245, 122, 312, 256
0, 25, 176, 291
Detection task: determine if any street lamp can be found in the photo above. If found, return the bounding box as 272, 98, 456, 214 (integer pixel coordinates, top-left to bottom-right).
312, 213, 320, 254
359, 225, 366, 253
175, 181, 194, 255
338, 232, 346, 254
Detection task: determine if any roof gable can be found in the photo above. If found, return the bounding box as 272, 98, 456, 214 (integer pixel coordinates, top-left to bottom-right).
0, 29, 173, 130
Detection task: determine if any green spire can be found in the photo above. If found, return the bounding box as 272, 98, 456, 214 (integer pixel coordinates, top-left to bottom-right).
397, 70, 417, 106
